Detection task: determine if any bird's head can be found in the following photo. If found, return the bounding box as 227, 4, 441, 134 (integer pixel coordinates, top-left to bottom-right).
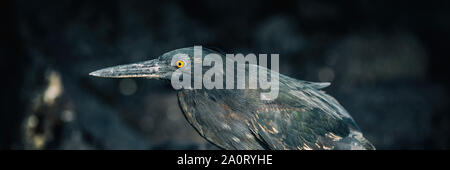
89, 47, 220, 80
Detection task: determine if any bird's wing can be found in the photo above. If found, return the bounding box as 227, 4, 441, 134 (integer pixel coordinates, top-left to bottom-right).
276, 73, 331, 89
300, 81, 331, 90
247, 76, 372, 150
278, 74, 353, 119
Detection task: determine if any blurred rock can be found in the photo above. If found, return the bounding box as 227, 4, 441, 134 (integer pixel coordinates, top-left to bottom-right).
336, 81, 448, 149
325, 32, 427, 91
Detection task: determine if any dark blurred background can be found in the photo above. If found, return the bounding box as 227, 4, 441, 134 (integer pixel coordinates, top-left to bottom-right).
1, 0, 449, 150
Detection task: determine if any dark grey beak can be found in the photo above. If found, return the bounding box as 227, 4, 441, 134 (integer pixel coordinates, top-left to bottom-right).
89, 59, 162, 78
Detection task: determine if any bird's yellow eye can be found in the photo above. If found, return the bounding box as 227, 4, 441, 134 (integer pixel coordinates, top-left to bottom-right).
176, 60, 184, 68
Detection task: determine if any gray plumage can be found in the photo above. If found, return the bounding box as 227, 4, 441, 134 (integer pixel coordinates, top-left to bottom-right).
90, 47, 375, 150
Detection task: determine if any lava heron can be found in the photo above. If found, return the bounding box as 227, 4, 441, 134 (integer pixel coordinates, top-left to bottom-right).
90, 47, 375, 150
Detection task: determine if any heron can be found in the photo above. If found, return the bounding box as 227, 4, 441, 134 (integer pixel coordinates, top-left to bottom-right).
89, 47, 375, 150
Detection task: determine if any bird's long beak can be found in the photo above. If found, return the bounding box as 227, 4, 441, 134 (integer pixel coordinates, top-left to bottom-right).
89, 59, 162, 78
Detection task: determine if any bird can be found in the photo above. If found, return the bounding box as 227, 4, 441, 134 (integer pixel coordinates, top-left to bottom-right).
89, 46, 375, 150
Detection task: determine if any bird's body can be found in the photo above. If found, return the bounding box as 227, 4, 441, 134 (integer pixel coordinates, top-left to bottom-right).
90, 46, 375, 150
178, 75, 374, 150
